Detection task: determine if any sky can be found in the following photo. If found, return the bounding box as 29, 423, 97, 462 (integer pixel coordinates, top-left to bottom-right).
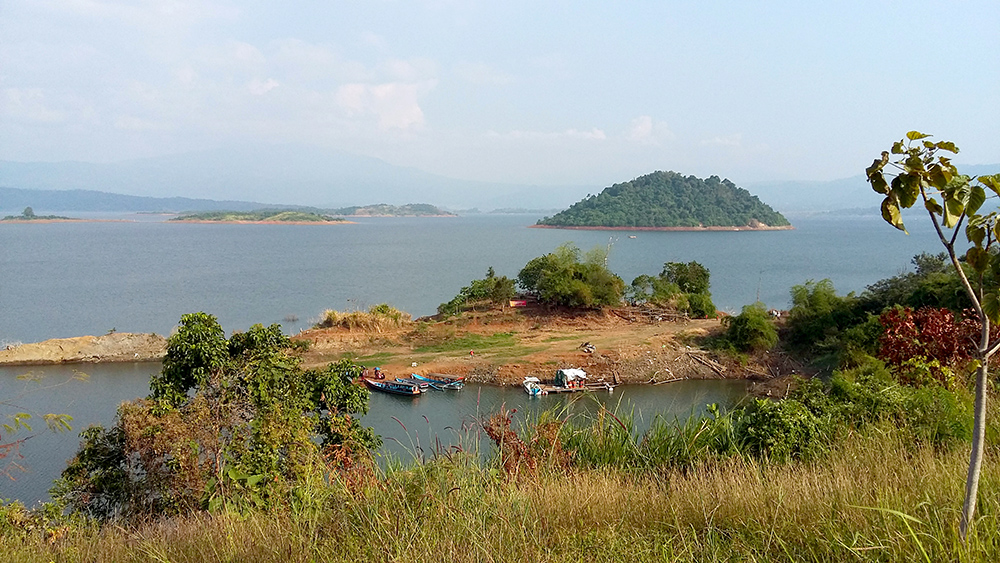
2, 0, 998, 187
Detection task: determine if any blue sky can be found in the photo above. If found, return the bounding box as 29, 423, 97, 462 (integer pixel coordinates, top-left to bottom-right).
2, 0, 997, 186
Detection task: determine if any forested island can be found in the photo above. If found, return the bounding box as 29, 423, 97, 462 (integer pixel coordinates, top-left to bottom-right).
535, 171, 791, 230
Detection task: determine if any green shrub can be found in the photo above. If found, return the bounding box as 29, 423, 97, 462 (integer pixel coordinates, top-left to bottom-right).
735, 398, 827, 462
719, 302, 776, 352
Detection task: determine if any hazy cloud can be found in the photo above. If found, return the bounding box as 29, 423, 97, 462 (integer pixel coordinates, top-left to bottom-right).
454, 62, 513, 86
336, 81, 436, 130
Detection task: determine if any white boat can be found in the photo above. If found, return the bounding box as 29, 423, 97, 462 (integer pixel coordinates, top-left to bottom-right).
522, 376, 547, 396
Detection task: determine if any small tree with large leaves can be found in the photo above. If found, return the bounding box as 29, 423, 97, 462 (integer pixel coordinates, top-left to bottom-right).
866, 131, 1000, 540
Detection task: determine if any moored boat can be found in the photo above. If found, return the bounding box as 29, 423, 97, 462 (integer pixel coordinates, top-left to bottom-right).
522, 376, 547, 396
363, 377, 421, 396
411, 373, 464, 390
394, 376, 431, 390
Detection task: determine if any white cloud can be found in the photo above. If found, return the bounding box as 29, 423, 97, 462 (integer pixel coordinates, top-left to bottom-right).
700, 134, 743, 147
626, 115, 673, 144
336, 80, 436, 130
248, 78, 279, 95
113, 114, 169, 131
2, 88, 65, 123
489, 127, 607, 141
454, 62, 513, 86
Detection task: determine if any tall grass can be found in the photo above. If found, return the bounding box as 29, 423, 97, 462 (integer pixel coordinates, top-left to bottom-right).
316, 304, 411, 332
4, 429, 998, 562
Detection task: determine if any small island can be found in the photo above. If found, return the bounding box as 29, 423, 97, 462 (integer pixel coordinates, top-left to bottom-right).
534, 171, 791, 230
169, 210, 349, 224
328, 203, 456, 217
1, 206, 79, 222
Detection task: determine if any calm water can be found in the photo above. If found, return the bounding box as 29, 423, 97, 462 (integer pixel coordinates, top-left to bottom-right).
0, 212, 951, 504
0, 362, 747, 506
1, 213, 946, 344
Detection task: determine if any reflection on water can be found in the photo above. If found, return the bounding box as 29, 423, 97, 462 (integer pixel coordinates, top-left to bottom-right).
1, 363, 748, 506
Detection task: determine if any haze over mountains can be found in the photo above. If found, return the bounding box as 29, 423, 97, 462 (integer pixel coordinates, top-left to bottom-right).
0, 145, 995, 214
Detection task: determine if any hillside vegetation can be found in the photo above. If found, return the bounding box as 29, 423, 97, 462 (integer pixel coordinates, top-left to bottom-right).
537, 171, 790, 228
171, 210, 346, 223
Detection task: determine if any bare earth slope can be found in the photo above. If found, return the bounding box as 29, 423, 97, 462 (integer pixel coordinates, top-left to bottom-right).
0, 333, 167, 366
295, 307, 800, 388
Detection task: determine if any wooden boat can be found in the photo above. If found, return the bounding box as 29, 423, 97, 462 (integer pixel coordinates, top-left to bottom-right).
411, 373, 464, 390
362, 377, 421, 396
394, 376, 431, 390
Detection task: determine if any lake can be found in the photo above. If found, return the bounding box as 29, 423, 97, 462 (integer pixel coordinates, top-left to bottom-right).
1, 212, 947, 344
0, 212, 951, 505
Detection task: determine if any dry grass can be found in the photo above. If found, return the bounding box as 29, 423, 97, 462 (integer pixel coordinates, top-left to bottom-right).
5, 427, 999, 562
316, 304, 412, 332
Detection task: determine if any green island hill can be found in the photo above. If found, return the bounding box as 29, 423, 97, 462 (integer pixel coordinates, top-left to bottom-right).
535, 171, 791, 230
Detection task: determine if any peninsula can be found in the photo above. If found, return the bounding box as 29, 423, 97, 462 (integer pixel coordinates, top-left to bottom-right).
535, 171, 791, 230
170, 210, 349, 224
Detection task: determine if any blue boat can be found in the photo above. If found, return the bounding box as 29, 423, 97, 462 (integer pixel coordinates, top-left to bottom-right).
363, 377, 421, 396
411, 373, 464, 390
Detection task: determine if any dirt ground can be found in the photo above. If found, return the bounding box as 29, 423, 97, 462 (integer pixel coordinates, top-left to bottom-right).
1, 307, 806, 394
0, 333, 167, 366
294, 306, 805, 389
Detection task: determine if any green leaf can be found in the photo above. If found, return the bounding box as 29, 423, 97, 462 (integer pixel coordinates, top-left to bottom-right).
967, 223, 986, 247
928, 163, 952, 189
924, 197, 943, 215
881, 198, 906, 232
967, 247, 989, 272
246, 474, 265, 487
934, 140, 958, 153
943, 197, 964, 228
906, 131, 931, 141
869, 171, 889, 194
984, 292, 1000, 325
979, 174, 1000, 196
967, 185, 986, 215
894, 174, 920, 208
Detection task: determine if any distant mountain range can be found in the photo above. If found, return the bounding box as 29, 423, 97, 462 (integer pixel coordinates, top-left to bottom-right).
0, 145, 590, 212
0, 145, 994, 214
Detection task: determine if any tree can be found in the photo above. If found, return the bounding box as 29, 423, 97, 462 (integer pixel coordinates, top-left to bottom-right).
662, 261, 711, 294
866, 131, 1000, 540
54, 312, 378, 521
22, 207, 34, 218
517, 243, 624, 308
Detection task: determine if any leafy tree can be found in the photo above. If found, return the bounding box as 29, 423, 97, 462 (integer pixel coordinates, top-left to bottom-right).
53, 312, 378, 521
866, 131, 1000, 539
438, 267, 517, 316
517, 243, 624, 308
663, 261, 711, 294
720, 302, 778, 352
22, 207, 34, 218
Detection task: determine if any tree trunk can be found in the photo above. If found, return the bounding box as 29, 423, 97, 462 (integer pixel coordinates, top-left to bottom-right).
960, 360, 989, 540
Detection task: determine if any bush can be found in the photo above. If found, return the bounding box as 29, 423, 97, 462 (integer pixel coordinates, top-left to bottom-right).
719, 303, 776, 352
53, 313, 380, 522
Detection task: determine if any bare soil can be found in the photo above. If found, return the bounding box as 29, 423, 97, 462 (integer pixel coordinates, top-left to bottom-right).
295, 305, 806, 388
0, 333, 167, 366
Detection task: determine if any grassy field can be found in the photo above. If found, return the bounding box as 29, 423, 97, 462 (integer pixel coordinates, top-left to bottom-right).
3, 414, 998, 562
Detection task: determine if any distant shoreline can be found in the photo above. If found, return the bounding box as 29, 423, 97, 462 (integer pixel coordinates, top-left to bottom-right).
0, 218, 133, 224
528, 224, 795, 232
169, 219, 356, 225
